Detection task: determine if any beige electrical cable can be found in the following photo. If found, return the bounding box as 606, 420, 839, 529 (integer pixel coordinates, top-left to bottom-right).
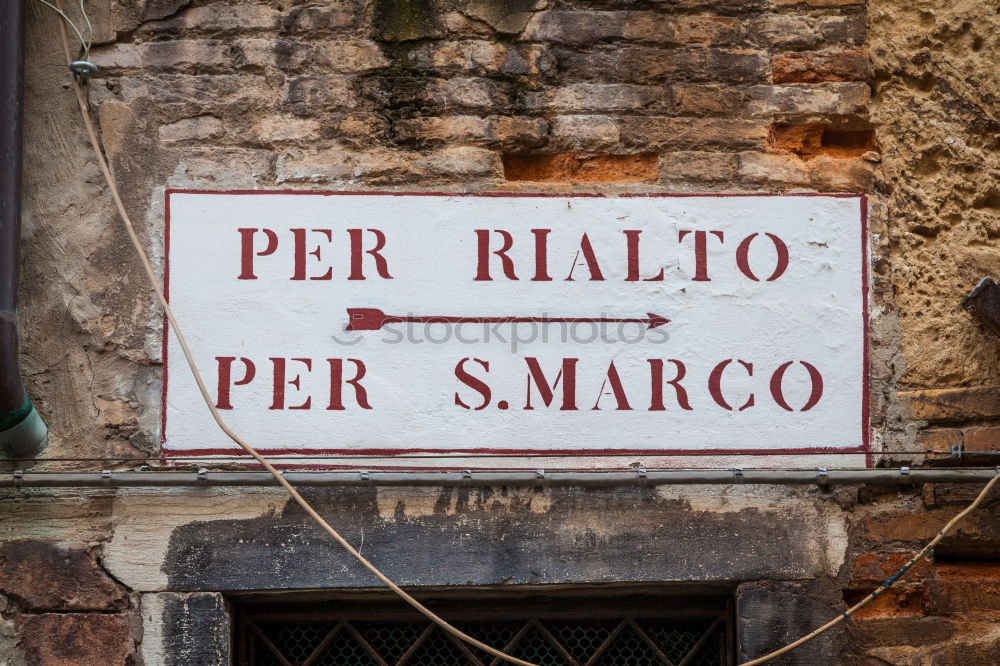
742, 470, 1000, 665
46, 3, 537, 664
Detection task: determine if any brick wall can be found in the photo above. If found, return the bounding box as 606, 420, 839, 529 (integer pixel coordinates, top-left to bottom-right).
0, 541, 134, 664
86, 0, 874, 193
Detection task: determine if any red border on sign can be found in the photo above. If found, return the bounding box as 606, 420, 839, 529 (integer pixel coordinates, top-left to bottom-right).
160, 190, 870, 466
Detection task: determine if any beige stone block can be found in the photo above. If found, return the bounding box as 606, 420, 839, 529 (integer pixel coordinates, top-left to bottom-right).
546, 84, 665, 112
737, 151, 811, 185
276, 145, 499, 183
660, 151, 739, 182
672, 16, 743, 45
89, 43, 142, 70
899, 386, 1000, 423
915, 428, 963, 461
671, 84, 748, 115
619, 117, 766, 150
963, 425, 1000, 452
253, 116, 321, 142
750, 15, 819, 49
158, 115, 224, 143
433, 78, 500, 108
314, 39, 390, 73
747, 83, 870, 116
548, 115, 621, 151
139, 3, 280, 32
807, 155, 874, 192
140, 40, 232, 70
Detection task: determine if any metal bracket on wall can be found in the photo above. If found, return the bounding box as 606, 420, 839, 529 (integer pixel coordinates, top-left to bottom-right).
963, 276, 1000, 337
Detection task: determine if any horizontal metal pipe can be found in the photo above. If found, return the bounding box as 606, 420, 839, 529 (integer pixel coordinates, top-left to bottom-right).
0, 468, 997, 489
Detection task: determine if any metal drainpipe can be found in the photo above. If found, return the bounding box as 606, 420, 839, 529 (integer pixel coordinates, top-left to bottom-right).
0, 0, 47, 458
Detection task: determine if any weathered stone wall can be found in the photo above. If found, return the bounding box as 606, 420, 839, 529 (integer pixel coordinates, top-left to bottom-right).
2, 0, 999, 663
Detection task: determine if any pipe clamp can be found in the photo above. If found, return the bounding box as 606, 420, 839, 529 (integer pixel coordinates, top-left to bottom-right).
0, 406, 48, 458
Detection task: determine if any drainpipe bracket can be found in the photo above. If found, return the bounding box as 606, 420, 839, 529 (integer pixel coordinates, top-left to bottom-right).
0, 404, 48, 458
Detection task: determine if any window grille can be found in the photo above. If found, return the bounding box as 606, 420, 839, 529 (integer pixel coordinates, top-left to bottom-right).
234, 590, 731, 666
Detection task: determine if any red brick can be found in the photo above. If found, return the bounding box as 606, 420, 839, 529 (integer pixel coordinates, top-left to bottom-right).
771, 50, 873, 84
748, 83, 870, 116
17, 614, 132, 665
0, 541, 126, 612
660, 152, 739, 182
620, 117, 766, 150
899, 386, 1000, 423
860, 509, 951, 544
770, 122, 876, 158
852, 616, 956, 648
525, 11, 742, 46
282, 5, 357, 32
545, 84, 666, 112
916, 428, 964, 460
633, 48, 766, 83
394, 116, 547, 149
817, 15, 867, 46
672, 16, 744, 46
963, 425, 1000, 451
849, 551, 931, 588
933, 563, 1000, 614
557, 47, 767, 84
502, 154, 658, 183
671, 84, 748, 115
845, 587, 930, 619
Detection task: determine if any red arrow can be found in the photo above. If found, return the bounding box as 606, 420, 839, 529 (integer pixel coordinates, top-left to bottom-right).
346, 308, 669, 331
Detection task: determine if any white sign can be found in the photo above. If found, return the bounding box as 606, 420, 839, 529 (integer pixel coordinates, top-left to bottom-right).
162, 192, 869, 466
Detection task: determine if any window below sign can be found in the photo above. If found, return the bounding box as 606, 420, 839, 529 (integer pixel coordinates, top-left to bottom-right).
232, 585, 733, 666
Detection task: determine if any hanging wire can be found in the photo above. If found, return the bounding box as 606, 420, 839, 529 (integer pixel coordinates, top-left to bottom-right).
76, 0, 92, 55
33, 0, 91, 59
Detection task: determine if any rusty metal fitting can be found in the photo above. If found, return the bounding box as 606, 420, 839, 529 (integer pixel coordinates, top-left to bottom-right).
963, 276, 1000, 338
